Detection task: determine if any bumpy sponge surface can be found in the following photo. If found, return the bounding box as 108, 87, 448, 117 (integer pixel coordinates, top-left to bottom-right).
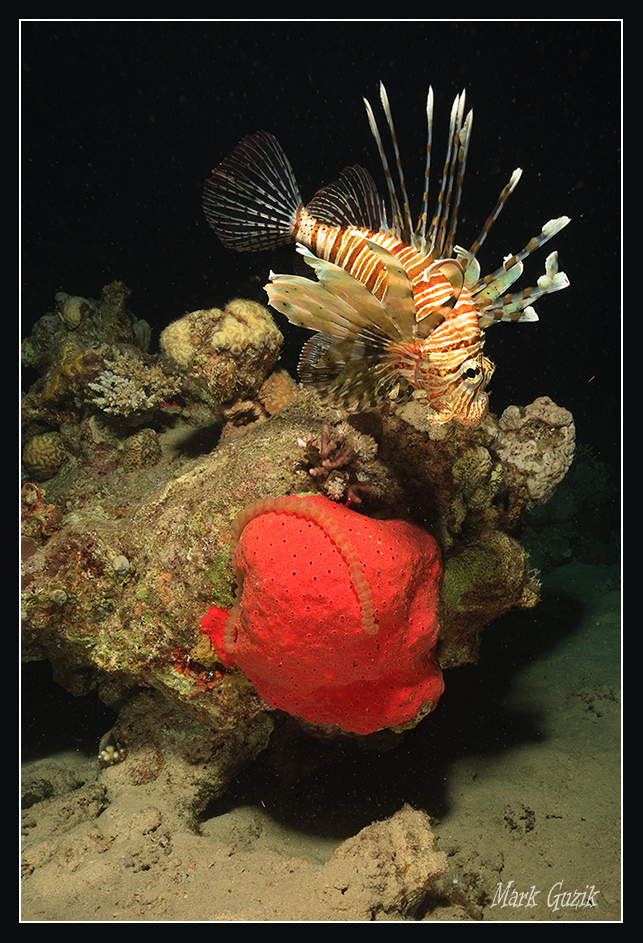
201, 495, 444, 734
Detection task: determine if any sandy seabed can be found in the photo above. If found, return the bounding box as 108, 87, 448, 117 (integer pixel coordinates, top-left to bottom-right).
21, 562, 621, 922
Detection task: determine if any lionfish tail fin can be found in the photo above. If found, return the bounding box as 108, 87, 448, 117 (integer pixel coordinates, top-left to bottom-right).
203, 131, 302, 251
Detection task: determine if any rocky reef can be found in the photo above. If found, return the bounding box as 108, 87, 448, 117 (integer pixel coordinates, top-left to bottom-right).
22, 281, 576, 817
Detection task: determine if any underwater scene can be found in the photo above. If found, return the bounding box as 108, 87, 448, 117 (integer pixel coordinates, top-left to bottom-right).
20, 22, 621, 922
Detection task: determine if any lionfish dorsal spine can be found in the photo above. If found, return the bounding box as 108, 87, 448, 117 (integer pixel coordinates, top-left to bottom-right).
363, 93, 401, 240
427, 90, 471, 260
377, 82, 415, 245
416, 86, 434, 254
305, 165, 384, 232
442, 104, 473, 260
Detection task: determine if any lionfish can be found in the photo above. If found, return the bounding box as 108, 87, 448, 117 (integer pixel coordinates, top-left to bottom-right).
203, 82, 570, 425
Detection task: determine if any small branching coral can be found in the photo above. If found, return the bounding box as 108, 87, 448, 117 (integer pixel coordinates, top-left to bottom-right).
298, 423, 355, 478
298, 422, 379, 505
87, 352, 181, 418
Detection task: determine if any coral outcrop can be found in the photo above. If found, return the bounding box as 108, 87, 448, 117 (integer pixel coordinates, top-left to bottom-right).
21, 285, 295, 494
22, 278, 578, 810
160, 299, 283, 405
496, 396, 576, 505
315, 804, 448, 919
439, 530, 538, 667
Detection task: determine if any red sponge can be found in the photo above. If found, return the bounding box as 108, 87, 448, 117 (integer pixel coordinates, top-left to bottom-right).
201, 495, 444, 735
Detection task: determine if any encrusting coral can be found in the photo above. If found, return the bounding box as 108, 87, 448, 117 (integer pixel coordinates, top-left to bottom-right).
22, 432, 67, 481
257, 367, 298, 415
123, 428, 162, 469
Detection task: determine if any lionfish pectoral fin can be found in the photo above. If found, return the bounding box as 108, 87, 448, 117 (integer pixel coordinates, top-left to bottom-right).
295, 245, 385, 317
454, 245, 481, 286
474, 216, 571, 293
361, 237, 417, 337
537, 251, 570, 294
472, 260, 524, 308
265, 246, 400, 343
265, 268, 366, 341
414, 257, 466, 338
477, 252, 569, 327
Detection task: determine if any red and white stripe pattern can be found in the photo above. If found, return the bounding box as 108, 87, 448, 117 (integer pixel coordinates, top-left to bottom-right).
203, 83, 569, 426
287, 211, 492, 423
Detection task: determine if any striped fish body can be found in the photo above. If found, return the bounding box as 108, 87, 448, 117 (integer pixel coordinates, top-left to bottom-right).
203, 85, 570, 424
285, 206, 493, 422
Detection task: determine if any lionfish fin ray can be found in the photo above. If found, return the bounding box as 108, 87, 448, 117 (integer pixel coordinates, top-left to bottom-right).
428, 91, 471, 258
299, 331, 410, 409
467, 168, 523, 260
477, 251, 569, 326
471, 260, 524, 307
454, 245, 481, 285
475, 216, 571, 291
377, 82, 414, 243
203, 131, 302, 251
266, 246, 402, 344
416, 86, 434, 251
363, 82, 415, 243
306, 165, 384, 230
443, 106, 473, 258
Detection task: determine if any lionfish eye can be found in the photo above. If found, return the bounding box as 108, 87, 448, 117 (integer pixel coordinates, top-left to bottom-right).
464, 367, 478, 379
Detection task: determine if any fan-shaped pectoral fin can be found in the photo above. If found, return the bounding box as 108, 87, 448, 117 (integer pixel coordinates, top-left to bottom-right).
362, 237, 417, 338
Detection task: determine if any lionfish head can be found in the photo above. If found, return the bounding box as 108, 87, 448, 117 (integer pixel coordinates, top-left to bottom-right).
414, 344, 496, 425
